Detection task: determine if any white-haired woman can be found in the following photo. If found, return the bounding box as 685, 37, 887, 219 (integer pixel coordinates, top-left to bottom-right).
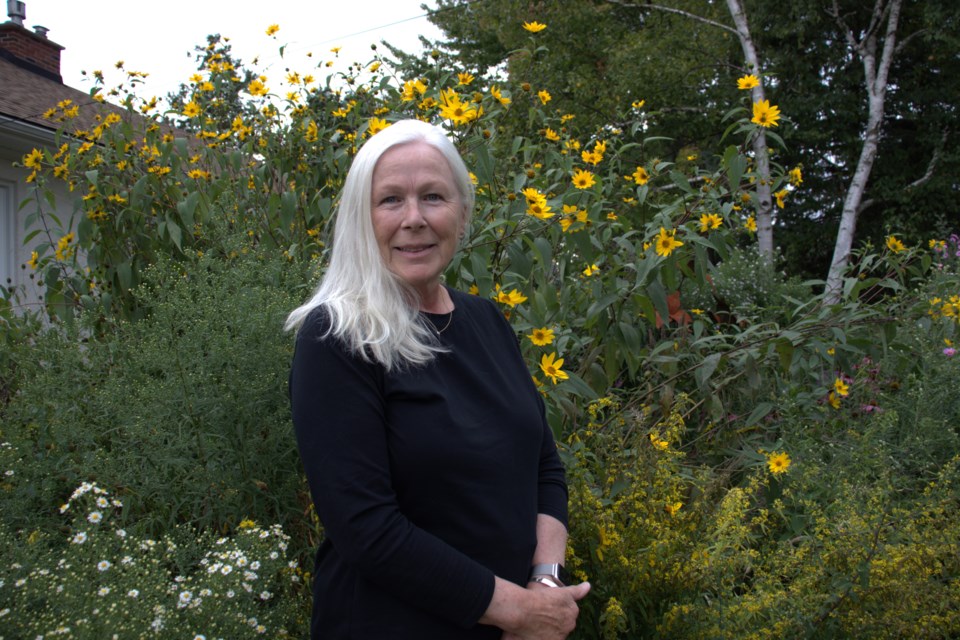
288, 119, 589, 639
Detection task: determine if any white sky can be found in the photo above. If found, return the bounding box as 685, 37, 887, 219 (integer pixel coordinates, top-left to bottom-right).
22, 0, 442, 101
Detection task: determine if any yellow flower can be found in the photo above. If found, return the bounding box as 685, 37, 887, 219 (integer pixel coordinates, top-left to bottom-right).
789, 166, 803, 186
187, 169, 211, 179
522, 21, 547, 33
664, 501, 683, 516
774, 189, 788, 209
654, 227, 683, 257
766, 451, 791, 475
698, 213, 723, 233
737, 74, 759, 90
582, 264, 599, 277
649, 433, 669, 450
833, 377, 850, 397
457, 72, 474, 85
330, 47, 341, 54
27, 250, 39, 269
55, 232, 75, 261
751, 99, 781, 127
400, 78, 428, 101
527, 327, 555, 346
539, 352, 569, 384
885, 235, 905, 253
572, 168, 596, 190
238, 518, 257, 529
439, 90, 478, 125
247, 78, 269, 96
828, 391, 841, 409
367, 117, 390, 136
526, 198, 553, 220
537, 90, 551, 105
490, 86, 511, 107
631, 99, 645, 109
182, 101, 201, 118
369, 61, 381, 72
23, 148, 44, 169
543, 128, 560, 141
744, 216, 757, 233
469, 284, 479, 295
632, 166, 650, 185
265, 24, 279, 36
496, 287, 528, 308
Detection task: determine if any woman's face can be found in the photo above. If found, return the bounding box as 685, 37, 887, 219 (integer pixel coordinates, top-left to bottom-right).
370, 141, 465, 298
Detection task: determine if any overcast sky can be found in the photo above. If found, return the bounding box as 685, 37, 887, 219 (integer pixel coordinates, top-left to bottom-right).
20, 0, 442, 100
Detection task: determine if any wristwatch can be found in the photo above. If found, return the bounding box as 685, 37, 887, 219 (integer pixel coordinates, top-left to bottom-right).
528, 563, 567, 588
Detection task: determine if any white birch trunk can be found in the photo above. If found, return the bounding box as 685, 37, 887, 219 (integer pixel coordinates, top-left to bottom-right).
824, 0, 903, 303
726, 0, 774, 260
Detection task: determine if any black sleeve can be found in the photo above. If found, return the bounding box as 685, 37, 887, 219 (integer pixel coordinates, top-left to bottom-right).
289, 310, 496, 628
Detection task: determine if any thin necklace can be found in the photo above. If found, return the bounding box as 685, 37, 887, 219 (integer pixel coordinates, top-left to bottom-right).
433, 309, 454, 334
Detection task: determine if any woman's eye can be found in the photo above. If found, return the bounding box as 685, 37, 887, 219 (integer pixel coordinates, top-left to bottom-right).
424, 193, 442, 201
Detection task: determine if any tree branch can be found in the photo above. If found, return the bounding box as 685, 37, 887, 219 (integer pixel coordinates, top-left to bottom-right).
906, 127, 949, 190
605, 0, 738, 36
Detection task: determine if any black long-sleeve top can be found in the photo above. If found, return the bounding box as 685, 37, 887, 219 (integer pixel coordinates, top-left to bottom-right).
289, 286, 568, 639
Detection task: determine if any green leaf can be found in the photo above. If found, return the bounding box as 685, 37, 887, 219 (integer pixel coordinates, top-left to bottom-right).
695, 353, 722, 392
744, 402, 774, 427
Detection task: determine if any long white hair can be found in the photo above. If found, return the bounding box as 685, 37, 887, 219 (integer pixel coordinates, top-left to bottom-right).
284, 119, 475, 371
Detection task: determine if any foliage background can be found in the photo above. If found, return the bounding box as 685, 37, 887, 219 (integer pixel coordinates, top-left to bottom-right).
2, 8, 959, 638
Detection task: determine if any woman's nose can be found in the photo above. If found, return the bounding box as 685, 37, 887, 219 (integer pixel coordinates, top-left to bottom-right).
400, 200, 427, 228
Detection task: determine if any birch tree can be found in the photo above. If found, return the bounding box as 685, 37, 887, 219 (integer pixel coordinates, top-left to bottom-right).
823, 0, 904, 303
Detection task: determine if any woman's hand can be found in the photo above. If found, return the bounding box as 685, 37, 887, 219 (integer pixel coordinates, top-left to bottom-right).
481, 577, 590, 640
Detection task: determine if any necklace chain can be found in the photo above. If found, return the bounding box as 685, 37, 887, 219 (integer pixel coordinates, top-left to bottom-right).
433, 310, 453, 334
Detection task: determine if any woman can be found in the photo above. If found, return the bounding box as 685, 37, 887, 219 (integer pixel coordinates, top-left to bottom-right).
287, 119, 589, 639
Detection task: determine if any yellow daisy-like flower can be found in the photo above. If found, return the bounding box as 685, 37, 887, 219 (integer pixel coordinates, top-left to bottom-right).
439, 90, 478, 126
537, 90, 551, 105
247, 78, 269, 97
527, 327, 555, 346
664, 501, 683, 516
654, 227, 683, 257
496, 287, 528, 308
182, 101, 202, 118
526, 199, 554, 220
27, 250, 39, 269
400, 78, 428, 101
521, 187, 544, 204
522, 21, 547, 33
833, 377, 850, 397
367, 117, 390, 136
698, 213, 723, 233
582, 264, 599, 277
774, 189, 788, 209
737, 74, 759, 90
457, 72, 475, 85
632, 166, 650, 185
265, 24, 279, 36
469, 284, 479, 295
23, 148, 44, 169
885, 235, 905, 253
539, 352, 569, 384
490, 86, 511, 107
572, 168, 596, 190
543, 128, 560, 141
744, 216, 757, 233
766, 451, 791, 475
828, 392, 841, 409
751, 99, 781, 128
186, 169, 211, 179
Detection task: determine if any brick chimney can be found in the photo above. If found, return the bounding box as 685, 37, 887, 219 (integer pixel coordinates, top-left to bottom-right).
1, 1, 64, 82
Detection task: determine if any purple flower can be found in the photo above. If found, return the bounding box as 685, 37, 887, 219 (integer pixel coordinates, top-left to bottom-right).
944, 347, 957, 357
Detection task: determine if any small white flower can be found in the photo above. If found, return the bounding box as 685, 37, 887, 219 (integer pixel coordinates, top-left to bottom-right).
72, 532, 88, 544
4, 469, 14, 476
121, 555, 133, 565
179, 590, 193, 605
87, 511, 103, 524
244, 570, 258, 581
269, 551, 279, 560
288, 560, 298, 569
200, 588, 212, 597
96, 497, 109, 508
111, 499, 123, 508
242, 582, 253, 593
98, 586, 111, 596
59, 503, 70, 513
257, 625, 266, 634
250, 561, 261, 570
220, 565, 233, 575
97, 560, 112, 572
259, 590, 272, 600
247, 617, 258, 627
116, 529, 127, 538
193, 636, 206, 640
226, 590, 235, 598
236, 557, 248, 568
15, 578, 26, 587
0, 608, 9, 617
128, 589, 139, 598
